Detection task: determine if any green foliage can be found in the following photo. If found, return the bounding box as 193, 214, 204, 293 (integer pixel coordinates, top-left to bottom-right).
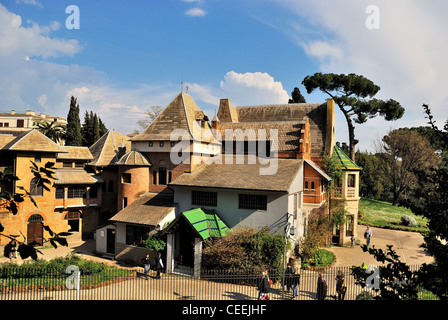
34, 119, 66, 143
202, 227, 289, 270
312, 249, 334, 266
65, 96, 82, 146
143, 233, 166, 252
302, 72, 404, 159
288, 87, 306, 103
81, 111, 107, 147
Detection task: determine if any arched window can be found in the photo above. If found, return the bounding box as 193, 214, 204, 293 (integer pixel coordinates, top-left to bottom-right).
28, 214, 43, 223
305, 181, 309, 189
311, 181, 315, 190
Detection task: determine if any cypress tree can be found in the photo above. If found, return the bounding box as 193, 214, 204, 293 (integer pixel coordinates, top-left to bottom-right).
65, 96, 82, 146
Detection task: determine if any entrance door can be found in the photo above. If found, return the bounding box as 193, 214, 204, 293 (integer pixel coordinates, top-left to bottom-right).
332, 223, 340, 244
27, 214, 43, 246
106, 228, 115, 254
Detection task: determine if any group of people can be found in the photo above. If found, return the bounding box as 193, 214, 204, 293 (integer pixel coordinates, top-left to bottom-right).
316, 269, 347, 300
257, 263, 301, 300
141, 252, 164, 280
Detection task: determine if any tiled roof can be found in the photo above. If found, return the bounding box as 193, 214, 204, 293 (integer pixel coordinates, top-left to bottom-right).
57, 146, 93, 160
131, 92, 216, 143
332, 145, 362, 170
116, 151, 151, 166
218, 102, 328, 157
0, 129, 66, 153
54, 169, 104, 185
170, 156, 303, 192
109, 193, 176, 226
219, 121, 303, 152
89, 130, 131, 167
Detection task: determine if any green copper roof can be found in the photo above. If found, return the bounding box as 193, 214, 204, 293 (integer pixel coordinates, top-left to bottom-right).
181, 208, 230, 240
332, 145, 362, 170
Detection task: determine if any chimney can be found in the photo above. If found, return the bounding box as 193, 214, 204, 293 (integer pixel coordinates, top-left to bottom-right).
118, 142, 127, 159
11, 110, 16, 115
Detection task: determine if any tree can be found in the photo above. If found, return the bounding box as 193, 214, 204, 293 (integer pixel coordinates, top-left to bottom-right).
65, 96, 82, 146
81, 111, 108, 147
302, 73, 405, 160
355, 150, 386, 200
375, 128, 440, 206
136, 106, 163, 133
34, 119, 66, 144
405, 104, 448, 299
288, 87, 306, 103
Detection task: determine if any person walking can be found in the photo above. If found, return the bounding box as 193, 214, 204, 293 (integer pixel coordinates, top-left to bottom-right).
141, 253, 151, 279
284, 263, 295, 294
257, 270, 270, 300
291, 272, 300, 299
364, 226, 372, 247
155, 252, 164, 279
335, 270, 347, 300
316, 273, 327, 300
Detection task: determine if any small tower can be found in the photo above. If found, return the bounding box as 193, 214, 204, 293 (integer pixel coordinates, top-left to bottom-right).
116, 151, 151, 211
330, 145, 362, 246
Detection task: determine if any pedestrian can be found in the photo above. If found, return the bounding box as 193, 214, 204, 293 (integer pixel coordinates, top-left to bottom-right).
316, 273, 327, 300
364, 226, 372, 247
335, 270, 347, 300
284, 263, 295, 293
291, 272, 300, 299
141, 253, 151, 279
155, 252, 164, 279
350, 234, 356, 248
258, 270, 270, 300
8, 239, 17, 259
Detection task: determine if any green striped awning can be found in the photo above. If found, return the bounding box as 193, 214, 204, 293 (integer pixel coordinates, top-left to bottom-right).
183, 208, 230, 240
332, 145, 362, 170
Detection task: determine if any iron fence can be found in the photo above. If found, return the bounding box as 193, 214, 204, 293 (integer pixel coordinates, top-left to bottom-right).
0, 264, 437, 300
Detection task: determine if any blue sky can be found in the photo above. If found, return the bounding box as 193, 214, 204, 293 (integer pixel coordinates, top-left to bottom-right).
1, 0, 448, 152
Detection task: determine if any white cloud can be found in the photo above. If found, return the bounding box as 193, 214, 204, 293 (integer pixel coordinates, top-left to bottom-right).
219, 71, 289, 105
185, 8, 207, 17
15, 0, 42, 7
0, 4, 82, 59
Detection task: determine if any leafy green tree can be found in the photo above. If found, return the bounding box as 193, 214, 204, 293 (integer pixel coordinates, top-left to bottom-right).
288, 87, 306, 103
81, 111, 93, 147
375, 128, 439, 206
92, 113, 100, 143
34, 119, 66, 144
302, 73, 405, 160
65, 96, 82, 146
355, 150, 386, 200
405, 104, 448, 299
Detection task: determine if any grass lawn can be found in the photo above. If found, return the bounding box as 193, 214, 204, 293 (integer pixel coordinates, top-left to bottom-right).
358, 198, 428, 232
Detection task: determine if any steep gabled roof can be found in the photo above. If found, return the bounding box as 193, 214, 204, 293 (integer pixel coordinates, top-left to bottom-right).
89, 130, 131, 167
332, 145, 362, 170
162, 208, 230, 241
131, 92, 216, 143
0, 129, 66, 153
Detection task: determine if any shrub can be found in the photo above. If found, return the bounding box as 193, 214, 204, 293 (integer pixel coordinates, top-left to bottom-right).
400, 215, 418, 227
356, 290, 374, 300
143, 233, 166, 252
202, 227, 289, 270
312, 249, 334, 266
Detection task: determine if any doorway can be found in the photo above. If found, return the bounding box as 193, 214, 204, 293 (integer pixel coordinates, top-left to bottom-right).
27, 214, 43, 246
106, 228, 115, 254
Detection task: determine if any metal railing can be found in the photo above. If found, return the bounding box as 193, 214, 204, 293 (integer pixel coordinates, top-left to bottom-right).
0, 264, 437, 300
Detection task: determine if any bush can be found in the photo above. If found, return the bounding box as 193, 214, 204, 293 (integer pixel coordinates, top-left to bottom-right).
143, 233, 166, 252
356, 290, 374, 300
312, 249, 334, 266
400, 215, 418, 227
202, 227, 289, 270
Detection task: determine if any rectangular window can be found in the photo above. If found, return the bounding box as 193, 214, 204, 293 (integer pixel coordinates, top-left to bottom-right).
34, 153, 41, 163
347, 174, 356, 188
152, 171, 158, 185
346, 215, 354, 236
126, 224, 149, 246
192, 190, 217, 207
122, 173, 132, 184
158, 167, 167, 185
55, 187, 65, 199
159, 141, 164, 147
148, 141, 153, 147
17, 119, 24, 128
67, 186, 87, 198
239, 194, 267, 210
75, 162, 84, 168
30, 178, 43, 197
123, 197, 128, 208
4, 123, 9, 127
